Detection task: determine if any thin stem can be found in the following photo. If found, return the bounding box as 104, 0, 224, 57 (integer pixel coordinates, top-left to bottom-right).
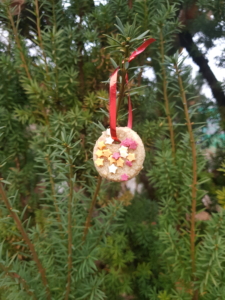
175, 64, 198, 297
116, 68, 127, 116
34, 0, 49, 75
8, 5, 49, 126
78, 5, 84, 96
34, 0, 50, 126
45, 155, 63, 231
50, 0, 59, 104
90, 204, 120, 252
116, 47, 130, 116
7, 7, 31, 80
83, 176, 102, 241
0, 263, 37, 300
0, 183, 51, 300
159, 28, 176, 157
64, 147, 74, 300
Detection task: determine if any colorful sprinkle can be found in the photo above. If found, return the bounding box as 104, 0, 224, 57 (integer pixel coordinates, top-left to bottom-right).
102, 149, 112, 158
129, 140, 138, 150
126, 160, 132, 167
120, 150, 128, 158
106, 128, 111, 136
119, 146, 128, 153
127, 153, 136, 162
105, 136, 114, 145
96, 149, 104, 157
108, 163, 118, 174
108, 155, 116, 164
112, 152, 120, 160
120, 138, 133, 147
116, 158, 124, 167
98, 141, 106, 150
95, 158, 104, 167
121, 173, 129, 181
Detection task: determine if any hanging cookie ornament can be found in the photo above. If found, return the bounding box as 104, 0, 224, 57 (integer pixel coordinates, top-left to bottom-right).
93, 38, 155, 182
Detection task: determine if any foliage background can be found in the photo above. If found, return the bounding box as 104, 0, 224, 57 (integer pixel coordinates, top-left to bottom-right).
0, 0, 225, 300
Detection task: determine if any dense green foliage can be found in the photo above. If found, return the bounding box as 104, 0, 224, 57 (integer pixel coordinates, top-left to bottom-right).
0, 0, 225, 299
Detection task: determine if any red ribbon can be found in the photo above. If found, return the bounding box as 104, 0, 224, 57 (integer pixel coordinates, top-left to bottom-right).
109, 38, 156, 141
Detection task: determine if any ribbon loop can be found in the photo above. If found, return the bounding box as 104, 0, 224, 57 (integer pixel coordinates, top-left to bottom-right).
109, 68, 120, 142
109, 38, 156, 141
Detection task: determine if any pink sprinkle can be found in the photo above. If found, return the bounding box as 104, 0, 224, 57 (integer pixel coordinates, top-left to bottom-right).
129, 140, 138, 150
120, 139, 130, 147
121, 173, 129, 181
126, 160, 132, 167
112, 152, 120, 160
120, 138, 131, 147
121, 138, 138, 149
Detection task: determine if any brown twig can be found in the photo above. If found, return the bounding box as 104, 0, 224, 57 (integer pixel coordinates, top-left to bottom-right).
45, 155, 63, 231
83, 176, 102, 241
7, 7, 31, 80
34, 0, 49, 75
116, 46, 130, 116
78, 4, 85, 97
159, 28, 176, 157
0, 183, 51, 300
174, 64, 198, 299
0, 263, 37, 300
116, 68, 127, 116
7, 4, 49, 126
64, 147, 74, 300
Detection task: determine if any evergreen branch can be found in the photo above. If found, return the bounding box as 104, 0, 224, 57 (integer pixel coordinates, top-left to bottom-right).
83, 175, 102, 241
34, 0, 49, 76
78, 4, 85, 96
0, 263, 37, 300
45, 155, 63, 231
116, 68, 127, 116
199, 218, 223, 293
7, 7, 31, 80
51, 0, 57, 27
90, 203, 120, 252
49, 0, 59, 104
116, 48, 130, 116
159, 27, 176, 157
0, 183, 51, 300
174, 64, 198, 299
64, 147, 74, 300
7, 3, 49, 126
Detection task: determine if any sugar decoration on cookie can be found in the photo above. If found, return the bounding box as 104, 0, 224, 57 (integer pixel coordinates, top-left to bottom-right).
109, 164, 118, 174
116, 158, 125, 167
121, 173, 129, 181
103, 149, 112, 158
94, 130, 139, 179
105, 136, 114, 145
126, 160, 132, 167
96, 149, 104, 157
129, 140, 138, 150
98, 141, 106, 150
112, 152, 120, 160
120, 138, 137, 150
127, 153, 136, 162
95, 158, 104, 167
108, 156, 116, 164
118, 146, 128, 158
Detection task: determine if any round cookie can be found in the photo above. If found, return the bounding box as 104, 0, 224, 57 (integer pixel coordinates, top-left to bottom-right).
93, 127, 145, 182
